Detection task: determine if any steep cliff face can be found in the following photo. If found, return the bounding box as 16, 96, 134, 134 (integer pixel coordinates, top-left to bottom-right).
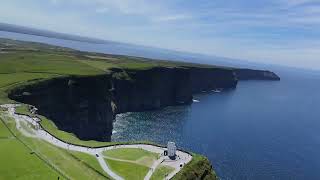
189, 67, 238, 93
9, 66, 238, 140
235, 69, 280, 81
9, 75, 114, 141
110, 67, 193, 114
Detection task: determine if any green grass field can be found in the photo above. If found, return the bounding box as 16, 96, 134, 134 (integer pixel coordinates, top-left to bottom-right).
150, 165, 175, 180
0, 73, 55, 89
0, 138, 60, 180
0, 52, 104, 76
80, 59, 116, 72
0, 118, 60, 180
105, 158, 149, 180
24, 139, 110, 180
103, 148, 159, 161
70, 151, 110, 178
0, 115, 111, 180
102, 148, 160, 179
15, 105, 34, 116
0, 118, 11, 138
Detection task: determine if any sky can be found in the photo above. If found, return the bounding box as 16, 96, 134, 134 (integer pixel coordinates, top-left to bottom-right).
0, 0, 320, 69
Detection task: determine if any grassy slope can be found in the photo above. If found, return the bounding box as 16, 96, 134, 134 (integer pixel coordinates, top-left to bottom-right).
0, 51, 105, 104
103, 148, 159, 161
0, 117, 60, 180
0, 52, 103, 75
26, 140, 109, 180
0, 139, 60, 180
150, 165, 175, 180
172, 153, 217, 180
105, 158, 149, 180
0, 118, 11, 137
0, 113, 111, 180
70, 151, 111, 178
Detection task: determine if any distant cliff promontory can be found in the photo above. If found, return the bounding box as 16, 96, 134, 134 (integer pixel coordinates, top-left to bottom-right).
235, 69, 280, 81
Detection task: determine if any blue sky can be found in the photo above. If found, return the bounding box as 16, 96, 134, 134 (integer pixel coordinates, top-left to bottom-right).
1, 0, 320, 69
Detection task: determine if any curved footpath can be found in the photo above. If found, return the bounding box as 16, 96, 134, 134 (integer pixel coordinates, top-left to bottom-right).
0, 104, 192, 180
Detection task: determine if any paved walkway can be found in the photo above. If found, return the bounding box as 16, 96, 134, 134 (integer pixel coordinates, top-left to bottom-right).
144, 157, 165, 180
96, 153, 124, 180
0, 104, 192, 180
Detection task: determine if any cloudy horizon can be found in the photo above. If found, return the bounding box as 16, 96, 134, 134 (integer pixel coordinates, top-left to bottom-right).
0, 0, 320, 69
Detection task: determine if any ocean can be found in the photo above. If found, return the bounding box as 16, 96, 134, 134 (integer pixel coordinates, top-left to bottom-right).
1, 31, 320, 179
112, 69, 320, 179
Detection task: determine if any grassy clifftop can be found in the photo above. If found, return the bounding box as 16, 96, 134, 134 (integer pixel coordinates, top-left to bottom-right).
0, 38, 229, 104
173, 154, 217, 180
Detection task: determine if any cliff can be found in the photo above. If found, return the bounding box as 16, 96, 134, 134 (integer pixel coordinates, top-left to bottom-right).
110, 67, 193, 114
235, 69, 280, 81
189, 67, 237, 93
9, 75, 115, 141
9, 66, 237, 141
111, 67, 237, 114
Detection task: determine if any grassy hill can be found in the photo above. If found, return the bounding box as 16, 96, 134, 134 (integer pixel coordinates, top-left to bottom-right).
0, 111, 112, 180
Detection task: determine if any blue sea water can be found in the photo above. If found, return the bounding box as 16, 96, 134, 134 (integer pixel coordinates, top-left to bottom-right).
112, 70, 320, 180
1, 31, 320, 179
